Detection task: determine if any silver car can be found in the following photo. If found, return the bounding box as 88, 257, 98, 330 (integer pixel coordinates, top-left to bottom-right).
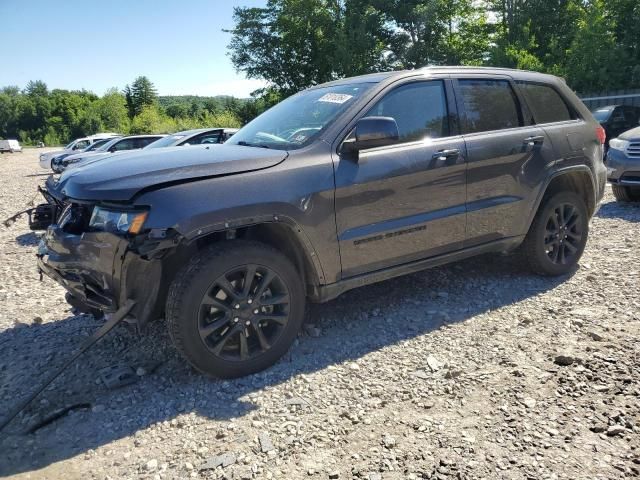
606, 126, 640, 202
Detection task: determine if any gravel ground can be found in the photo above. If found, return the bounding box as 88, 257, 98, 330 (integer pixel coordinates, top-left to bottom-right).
0, 149, 638, 479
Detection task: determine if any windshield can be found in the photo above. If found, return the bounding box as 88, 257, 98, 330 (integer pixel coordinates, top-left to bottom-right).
64, 141, 75, 149
227, 83, 375, 150
144, 134, 186, 149
592, 108, 613, 122
96, 137, 122, 152
84, 138, 111, 151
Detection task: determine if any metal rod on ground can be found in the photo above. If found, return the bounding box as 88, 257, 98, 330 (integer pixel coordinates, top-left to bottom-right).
0, 300, 136, 433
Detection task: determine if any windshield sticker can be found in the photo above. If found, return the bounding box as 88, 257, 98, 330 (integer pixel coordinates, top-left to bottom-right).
317, 93, 353, 104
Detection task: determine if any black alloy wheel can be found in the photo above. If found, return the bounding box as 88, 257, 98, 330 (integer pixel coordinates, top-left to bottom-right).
198, 264, 291, 361
543, 203, 584, 265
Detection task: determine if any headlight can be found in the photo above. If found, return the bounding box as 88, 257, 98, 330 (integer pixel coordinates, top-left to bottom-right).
609, 138, 629, 151
89, 207, 148, 235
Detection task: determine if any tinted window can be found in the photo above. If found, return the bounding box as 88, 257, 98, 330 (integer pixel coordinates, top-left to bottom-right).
188, 131, 222, 145
137, 137, 160, 148
112, 138, 136, 151
611, 108, 625, 122
459, 79, 521, 133
366, 81, 449, 142
516, 82, 573, 124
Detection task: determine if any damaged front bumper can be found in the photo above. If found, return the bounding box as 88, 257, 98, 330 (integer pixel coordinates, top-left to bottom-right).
37, 223, 180, 327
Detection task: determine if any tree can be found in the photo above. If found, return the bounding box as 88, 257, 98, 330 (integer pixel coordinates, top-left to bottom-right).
123, 76, 158, 118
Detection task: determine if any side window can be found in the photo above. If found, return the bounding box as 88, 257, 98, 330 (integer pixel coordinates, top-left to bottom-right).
190, 132, 222, 145
624, 107, 639, 124
458, 79, 522, 133
137, 137, 158, 148
611, 108, 625, 122
113, 138, 135, 151
75, 140, 90, 150
365, 81, 449, 142
516, 81, 573, 124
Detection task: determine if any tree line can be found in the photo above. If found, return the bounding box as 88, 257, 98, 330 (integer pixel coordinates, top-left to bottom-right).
2, 0, 638, 145
0, 77, 246, 145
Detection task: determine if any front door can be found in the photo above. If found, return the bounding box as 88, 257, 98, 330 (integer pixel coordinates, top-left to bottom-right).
334, 79, 467, 278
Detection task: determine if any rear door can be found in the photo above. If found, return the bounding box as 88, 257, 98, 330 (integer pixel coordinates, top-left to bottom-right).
334, 77, 467, 277
452, 76, 556, 245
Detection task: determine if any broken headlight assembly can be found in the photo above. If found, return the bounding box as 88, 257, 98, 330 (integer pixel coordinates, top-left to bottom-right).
88, 206, 148, 235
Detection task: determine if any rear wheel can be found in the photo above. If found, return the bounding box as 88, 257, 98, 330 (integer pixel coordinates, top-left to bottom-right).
520, 191, 589, 276
612, 184, 640, 202
166, 241, 305, 378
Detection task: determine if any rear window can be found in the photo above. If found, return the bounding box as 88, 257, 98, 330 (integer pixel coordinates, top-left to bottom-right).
517, 82, 573, 124
458, 79, 522, 133
592, 108, 612, 122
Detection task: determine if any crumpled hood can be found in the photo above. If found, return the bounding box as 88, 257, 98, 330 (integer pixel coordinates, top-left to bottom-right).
53, 144, 288, 201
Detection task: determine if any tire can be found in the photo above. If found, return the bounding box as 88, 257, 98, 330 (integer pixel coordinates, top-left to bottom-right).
166, 240, 305, 378
612, 184, 640, 202
520, 191, 589, 276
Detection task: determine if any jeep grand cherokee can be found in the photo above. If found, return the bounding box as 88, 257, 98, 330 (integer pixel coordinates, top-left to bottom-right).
38, 67, 607, 378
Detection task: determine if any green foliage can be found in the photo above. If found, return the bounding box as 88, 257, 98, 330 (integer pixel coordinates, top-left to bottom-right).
228, 0, 640, 96
0, 78, 243, 145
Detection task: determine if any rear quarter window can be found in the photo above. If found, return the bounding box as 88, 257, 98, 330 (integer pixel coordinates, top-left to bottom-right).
516, 82, 576, 124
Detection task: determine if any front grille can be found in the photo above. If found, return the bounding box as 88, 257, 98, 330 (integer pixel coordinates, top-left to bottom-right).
627, 142, 640, 158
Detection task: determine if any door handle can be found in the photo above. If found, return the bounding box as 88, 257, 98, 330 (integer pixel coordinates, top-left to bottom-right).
523, 135, 545, 146
432, 149, 460, 161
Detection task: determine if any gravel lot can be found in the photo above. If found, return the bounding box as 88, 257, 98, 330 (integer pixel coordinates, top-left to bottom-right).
0, 148, 638, 479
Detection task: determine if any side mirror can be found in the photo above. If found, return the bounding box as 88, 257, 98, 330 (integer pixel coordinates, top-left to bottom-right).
108, 146, 117, 153
341, 116, 399, 156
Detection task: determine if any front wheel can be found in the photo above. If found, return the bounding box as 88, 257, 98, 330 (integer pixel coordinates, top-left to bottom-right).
520, 191, 589, 276
166, 241, 305, 378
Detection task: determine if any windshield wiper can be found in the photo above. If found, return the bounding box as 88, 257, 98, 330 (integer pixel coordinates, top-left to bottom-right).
237, 140, 271, 149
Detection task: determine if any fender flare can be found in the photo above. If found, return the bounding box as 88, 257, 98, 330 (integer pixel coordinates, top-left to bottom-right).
527, 164, 597, 228
182, 213, 327, 286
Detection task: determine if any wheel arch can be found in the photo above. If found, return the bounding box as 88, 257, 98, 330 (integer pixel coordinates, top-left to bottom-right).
531, 166, 597, 225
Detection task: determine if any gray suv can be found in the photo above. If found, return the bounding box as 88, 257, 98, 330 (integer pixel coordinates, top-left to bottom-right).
37, 67, 607, 378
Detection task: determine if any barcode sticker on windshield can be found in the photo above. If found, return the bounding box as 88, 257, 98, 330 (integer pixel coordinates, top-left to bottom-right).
317, 93, 353, 104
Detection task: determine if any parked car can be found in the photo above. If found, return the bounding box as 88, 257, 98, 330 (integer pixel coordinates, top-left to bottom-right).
591, 105, 640, 148
39, 133, 120, 169
0, 139, 22, 153
606, 126, 640, 202
52, 134, 165, 173
37, 67, 606, 378
48, 137, 118, 167
144, 128, 239, 150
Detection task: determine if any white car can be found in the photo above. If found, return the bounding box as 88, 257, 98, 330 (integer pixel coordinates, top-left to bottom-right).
39, 133, 120, 169
0, 139, 23, 153
53, 134, 165, 172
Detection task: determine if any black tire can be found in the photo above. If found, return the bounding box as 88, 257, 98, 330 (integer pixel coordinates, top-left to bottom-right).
612, 184, 640, 202
166, 240, 305, 378
520, 191, 589, 276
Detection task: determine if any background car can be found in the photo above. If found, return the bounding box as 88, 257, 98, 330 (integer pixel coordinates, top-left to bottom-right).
0, 139, 22, 153
47, 137, 118, 166
606, 125, 640, 202
39, 132, 120, 169
592, 105, 640, 147
144, 128, 238, 149
53, 134, 165, 172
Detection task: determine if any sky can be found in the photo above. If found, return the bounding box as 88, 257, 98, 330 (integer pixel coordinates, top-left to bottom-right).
0, 0, 268, 98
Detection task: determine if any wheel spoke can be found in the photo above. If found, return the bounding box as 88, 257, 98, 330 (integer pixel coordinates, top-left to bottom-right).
257, 312, 288, 325
566, 230, 582, 241
242, 264, 257, 298
564, 241, 578, 254
556, 207, 565, 227
252, 323, 271, 351
199, 316, 230, 340
239, 331, 249, 360
216, 275, 240, 301
210, 325, 239, 355
254, 271, 275, 299
259, 293, 289, 306
202, 293, 231, 311
550, 245, 560, 263
558, 244, 566, 264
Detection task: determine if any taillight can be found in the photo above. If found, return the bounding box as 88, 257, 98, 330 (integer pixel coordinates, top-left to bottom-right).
596, 125, 606, 145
